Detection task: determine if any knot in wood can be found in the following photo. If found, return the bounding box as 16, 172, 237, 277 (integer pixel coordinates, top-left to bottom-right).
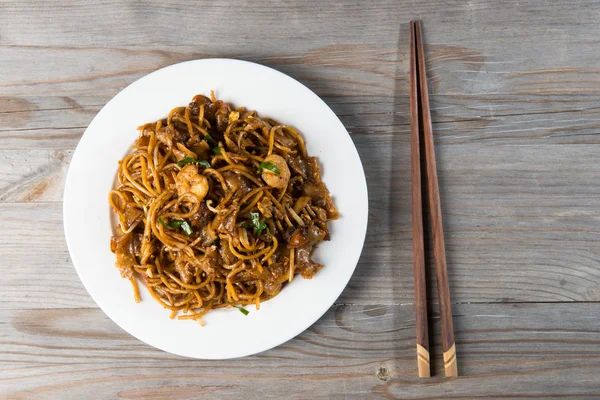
376, 366, 390, 381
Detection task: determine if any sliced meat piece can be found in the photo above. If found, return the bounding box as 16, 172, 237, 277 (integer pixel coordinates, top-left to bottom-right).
194, 224, 218, 247
198, 246, 221, 275
217, 201, 239, 236
171, 124, 191, 145
244, 115, 265, 131
268, 261, 289, 284
306, 157, 321, 181
275, 131, 296, 148
263, 281, 281, 296
191, 139, 211, 161
295, 245, 323, 279
306, 223, 326, 246
302, 181, 328, 200
215, 103, 231, 132
110, 232, 136, 279
311, 206, 328, 222
219, 240, 237, 265
206, 99, 223, 124
222, 171, 253, 196
285, 154, 307, 178
303, 182, 339, 220
287, 226, 309, 248
189, 201, 212, 228
123, 202, 143, 230
175, 258, 194, 284
156, 128, 173, 148
188, 101, 199, 116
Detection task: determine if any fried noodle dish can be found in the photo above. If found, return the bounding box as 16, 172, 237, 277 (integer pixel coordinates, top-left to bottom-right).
109, 92, 338, 324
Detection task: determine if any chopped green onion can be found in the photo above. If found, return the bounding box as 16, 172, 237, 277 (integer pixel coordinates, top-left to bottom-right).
198, 160, 212, 169
244, 212, 268, 236
259, 162, 280, 175
179, 221, 193, 235
235, 306, 249, 316
212, 146, 221, 155
176, 157, 211, 169
204, 134, 217, 146
158, 217, 193, 236
177, 157, 197, 167
250, 212, 261, 229
158, 217, 174, 227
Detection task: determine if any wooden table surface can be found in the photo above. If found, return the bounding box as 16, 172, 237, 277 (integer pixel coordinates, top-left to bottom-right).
2, 1, 600, 398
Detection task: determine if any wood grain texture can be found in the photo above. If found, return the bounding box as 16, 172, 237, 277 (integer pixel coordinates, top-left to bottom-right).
2, 304, 600, 399
2, 0, 600, 397
0, 150, 72, 202
2, 94, 600, 152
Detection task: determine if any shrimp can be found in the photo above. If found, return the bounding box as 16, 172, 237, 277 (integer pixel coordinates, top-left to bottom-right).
176, 164, 209, 200
261, 154, 290, 189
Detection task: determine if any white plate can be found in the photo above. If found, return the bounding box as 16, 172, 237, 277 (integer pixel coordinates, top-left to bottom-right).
63, 59, 368, 359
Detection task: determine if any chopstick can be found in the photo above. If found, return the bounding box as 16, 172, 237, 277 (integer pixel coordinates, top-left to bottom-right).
409, 20, 458, 378
409, 20, 430, 379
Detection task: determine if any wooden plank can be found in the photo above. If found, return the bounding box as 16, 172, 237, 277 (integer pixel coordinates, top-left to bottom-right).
5, 42, 599, 100
0, 150, 72, 202
350, 137, 600, 304
0, 96, 103, 151
1, 0, 600, 129
0, 203, 94, 309
1, 138, 599, 307
2, 303, 600, 399
2, 93, 600, 152
2, 0, 599, 48
1, 1, 599, 80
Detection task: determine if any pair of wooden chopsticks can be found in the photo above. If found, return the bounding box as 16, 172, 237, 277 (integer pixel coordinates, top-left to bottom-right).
409, 21, 458, 378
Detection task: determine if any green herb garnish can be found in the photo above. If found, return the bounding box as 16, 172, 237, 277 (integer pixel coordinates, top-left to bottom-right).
212, 146, 221, 155
176, 157, 211, 169
235, 306, 249, 316
177, 157, 197, 167
243, 212, 269, 236
158, 217, 193, 236
204, 134, 217, 146
198, 160, 212, 169
179, 221, 193, 235
258, 162, 280, 175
